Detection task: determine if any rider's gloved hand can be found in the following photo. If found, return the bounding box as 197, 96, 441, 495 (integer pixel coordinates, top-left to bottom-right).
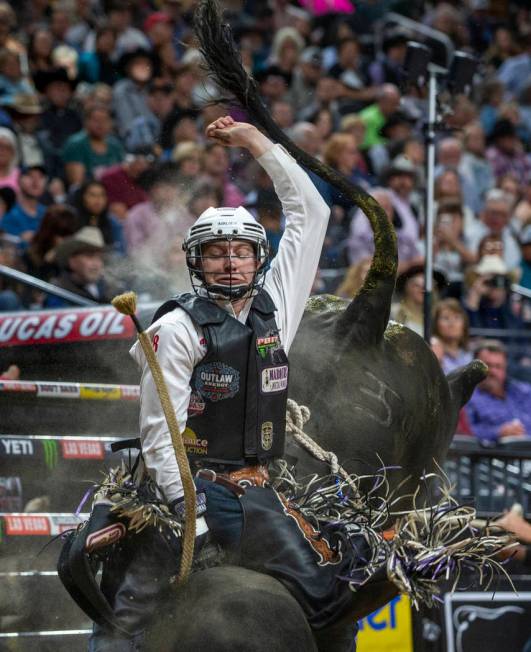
169, 492, 209, 543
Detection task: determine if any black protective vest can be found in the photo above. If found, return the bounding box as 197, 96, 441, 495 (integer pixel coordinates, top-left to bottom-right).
152, 291, 288, 467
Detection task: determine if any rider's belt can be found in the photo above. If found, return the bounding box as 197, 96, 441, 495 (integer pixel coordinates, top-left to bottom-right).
196, 465, 270, 496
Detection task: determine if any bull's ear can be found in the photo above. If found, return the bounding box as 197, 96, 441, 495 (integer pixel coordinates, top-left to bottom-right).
446, 360, 488, 408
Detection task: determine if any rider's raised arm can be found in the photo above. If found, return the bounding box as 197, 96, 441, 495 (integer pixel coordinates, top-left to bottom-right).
259, 146, 330, 352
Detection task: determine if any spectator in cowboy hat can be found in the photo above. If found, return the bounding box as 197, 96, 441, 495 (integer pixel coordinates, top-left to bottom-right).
381, 155, 423, 244
34, 67, 82, 179
368, 29, 408, 87
463, 254, 522, 329
113, 48, 156, 140
46, 226, 119, 307
1, 93, 45, 168
466, 188, 522, 271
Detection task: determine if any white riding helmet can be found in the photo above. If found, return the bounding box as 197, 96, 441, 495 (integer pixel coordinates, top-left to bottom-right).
183, 206, 269, 299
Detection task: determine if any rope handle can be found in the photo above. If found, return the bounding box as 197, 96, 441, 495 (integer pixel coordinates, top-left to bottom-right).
112, 292, 196, 583
286, 399, 341, 478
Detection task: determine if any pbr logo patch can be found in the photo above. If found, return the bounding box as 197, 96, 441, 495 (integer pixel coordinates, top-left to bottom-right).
188, 392, 205, 417
256, 334, 281, 359
261, 365, 289, 393
261, 421, 274, 451
196, 362, 239, 402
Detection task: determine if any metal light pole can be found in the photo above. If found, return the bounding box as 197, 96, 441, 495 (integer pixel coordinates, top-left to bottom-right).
423, 65, 439, 343
403, 41, 477, 343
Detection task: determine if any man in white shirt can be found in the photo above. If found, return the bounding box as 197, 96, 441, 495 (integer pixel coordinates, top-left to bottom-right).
86, 116, 334, 650
130, 116, 330, 509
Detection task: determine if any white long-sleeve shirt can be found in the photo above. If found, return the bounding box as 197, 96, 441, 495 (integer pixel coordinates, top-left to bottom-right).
130, 144, 330, 502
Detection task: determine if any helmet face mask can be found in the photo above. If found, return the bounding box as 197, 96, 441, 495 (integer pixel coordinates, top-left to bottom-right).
183, 206, 270, 300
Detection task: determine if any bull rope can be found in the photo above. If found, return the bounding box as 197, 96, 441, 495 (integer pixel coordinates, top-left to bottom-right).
284, 399, 516, 608
286, 399, 341, 477
112, 291, 196, 583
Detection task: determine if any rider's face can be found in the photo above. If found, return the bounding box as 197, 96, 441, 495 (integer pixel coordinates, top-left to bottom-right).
201, 240, 258, 288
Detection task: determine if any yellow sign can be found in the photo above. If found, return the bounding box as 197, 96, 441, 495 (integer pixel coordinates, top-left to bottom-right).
357, 595, 413, 652
79, 386, 122, 400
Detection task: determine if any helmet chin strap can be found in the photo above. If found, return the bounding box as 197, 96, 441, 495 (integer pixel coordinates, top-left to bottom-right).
206, 283, 252, 300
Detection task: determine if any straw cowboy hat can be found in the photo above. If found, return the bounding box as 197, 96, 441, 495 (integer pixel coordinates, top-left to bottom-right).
464, 254, 517, 288
55, 227, 105, 268
1, 93, 43, 115
474, 254, 509, 276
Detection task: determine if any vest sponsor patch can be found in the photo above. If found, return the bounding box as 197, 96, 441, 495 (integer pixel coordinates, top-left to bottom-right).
188, 392, 206, 417
256, 334, 281, 359
261, 365, 289, 393
196, 362, 240, 402
182, 427, 208, 455
261, 421, 274, 451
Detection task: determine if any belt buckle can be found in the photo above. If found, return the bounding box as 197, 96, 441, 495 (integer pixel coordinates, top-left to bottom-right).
197, 468, 217, 483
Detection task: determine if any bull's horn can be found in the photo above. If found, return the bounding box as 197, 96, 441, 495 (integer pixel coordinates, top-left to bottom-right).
446, 360, 488, 408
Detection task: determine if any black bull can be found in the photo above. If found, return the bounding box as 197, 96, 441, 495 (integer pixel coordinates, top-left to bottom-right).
134, 1, 488, 650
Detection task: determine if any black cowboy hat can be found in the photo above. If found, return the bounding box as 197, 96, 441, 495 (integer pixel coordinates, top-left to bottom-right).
489, 118, 517, 142
254, 65, 291, 85
396, 263, 447, 294
379, 111, 415, 138
33, 67, 78, 94
117, 48, 155, 75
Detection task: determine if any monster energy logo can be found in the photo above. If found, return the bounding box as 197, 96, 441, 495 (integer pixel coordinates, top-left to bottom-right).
42, 439, 58, 470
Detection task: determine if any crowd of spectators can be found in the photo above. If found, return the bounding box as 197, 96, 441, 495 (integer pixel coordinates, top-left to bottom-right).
0, 0, 530, 443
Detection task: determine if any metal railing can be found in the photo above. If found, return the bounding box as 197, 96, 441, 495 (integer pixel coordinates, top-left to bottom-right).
446, 437, 531, 518
0, 264, 99, 307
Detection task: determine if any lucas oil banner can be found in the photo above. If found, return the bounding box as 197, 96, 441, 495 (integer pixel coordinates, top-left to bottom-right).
0, 306, 135, 347
357, 595, 413, 652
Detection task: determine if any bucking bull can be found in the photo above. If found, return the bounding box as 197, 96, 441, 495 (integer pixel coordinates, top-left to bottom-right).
59, 3, 511, 651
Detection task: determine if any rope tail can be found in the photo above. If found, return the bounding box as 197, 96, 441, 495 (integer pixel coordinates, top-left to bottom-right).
112, 292, 196, 582
193, 0, 397, 285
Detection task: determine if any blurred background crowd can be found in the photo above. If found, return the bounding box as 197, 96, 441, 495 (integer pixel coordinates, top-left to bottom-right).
0, 0, 530, 443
